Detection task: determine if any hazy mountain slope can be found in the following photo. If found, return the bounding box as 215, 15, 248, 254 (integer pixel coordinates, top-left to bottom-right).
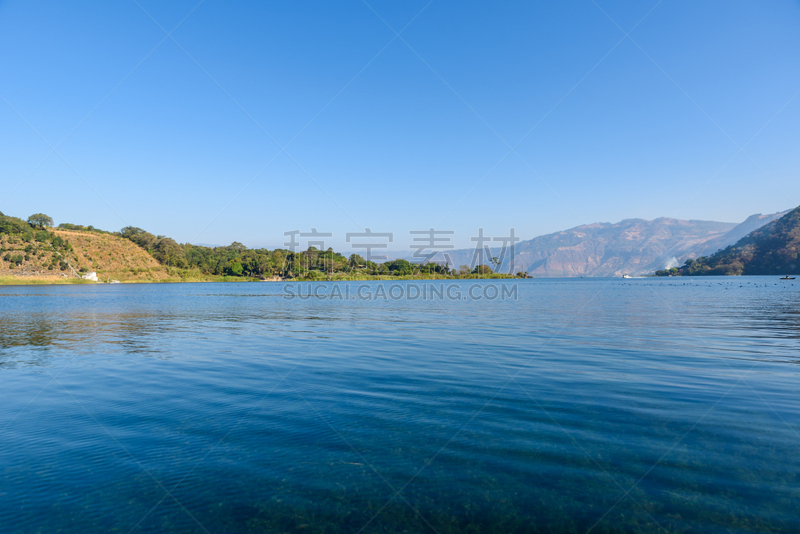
510, 218, 737, 277
434, 219, 735, 277
697, 210, 789, 257
430, 211, 788, 277
678, 207, 800, 276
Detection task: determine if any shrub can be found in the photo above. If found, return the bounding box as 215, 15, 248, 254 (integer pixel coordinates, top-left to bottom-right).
0, 214, 31, 235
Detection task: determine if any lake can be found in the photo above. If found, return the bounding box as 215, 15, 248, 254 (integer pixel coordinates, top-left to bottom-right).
1, 277, 798, 533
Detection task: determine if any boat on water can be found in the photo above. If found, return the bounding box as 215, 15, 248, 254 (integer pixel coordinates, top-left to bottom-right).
780, 275, 795, 280
622, 274, 632, 279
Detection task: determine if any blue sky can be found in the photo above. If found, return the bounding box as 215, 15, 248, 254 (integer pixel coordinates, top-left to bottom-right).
1, 0, 799, 249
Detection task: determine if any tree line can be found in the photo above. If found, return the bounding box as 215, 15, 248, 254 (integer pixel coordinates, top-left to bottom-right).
3, 211, 521, 279
118, 226, 464, 278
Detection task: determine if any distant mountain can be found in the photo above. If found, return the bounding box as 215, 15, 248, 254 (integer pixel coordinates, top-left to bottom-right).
418, 211, 787, 277
505, 218, 737, 277
674, 207, 800, 276
695, 210, 789, 257
436, 218, 736, 277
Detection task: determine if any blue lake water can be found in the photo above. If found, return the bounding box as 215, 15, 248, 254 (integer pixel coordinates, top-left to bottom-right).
1, 277, 799, 533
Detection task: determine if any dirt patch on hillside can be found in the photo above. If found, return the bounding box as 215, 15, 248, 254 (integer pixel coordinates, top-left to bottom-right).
53, 230, 171, 282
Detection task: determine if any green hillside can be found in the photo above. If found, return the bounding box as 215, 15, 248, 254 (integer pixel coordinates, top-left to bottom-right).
657, 206, 800, 276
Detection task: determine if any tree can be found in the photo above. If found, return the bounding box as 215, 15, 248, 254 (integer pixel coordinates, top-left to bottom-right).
154, 238, 187, 268
0, 214, 31, 235
255, 255, 271, 276
473, 265, 493, 275
387, 259, 413, 275
271, 250, 286, 274
120, 226, 146, 238
27, 213, 53, 228
458, 265, 471, 276
227, 260, 244, 276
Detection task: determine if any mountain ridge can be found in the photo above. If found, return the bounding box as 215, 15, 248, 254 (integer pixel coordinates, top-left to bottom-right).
394, 211, 787, 277
696, 210, 789, 258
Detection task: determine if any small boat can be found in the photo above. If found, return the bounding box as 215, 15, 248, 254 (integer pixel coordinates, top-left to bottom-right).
622, 274, 632, 279
780, 275, 795, 280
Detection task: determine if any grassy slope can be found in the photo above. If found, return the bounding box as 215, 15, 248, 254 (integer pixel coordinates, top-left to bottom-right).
53, 229, 172, 282
0, 229, 171, 283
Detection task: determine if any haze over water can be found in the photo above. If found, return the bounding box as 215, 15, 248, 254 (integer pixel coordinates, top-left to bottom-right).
1, 277, 799, 533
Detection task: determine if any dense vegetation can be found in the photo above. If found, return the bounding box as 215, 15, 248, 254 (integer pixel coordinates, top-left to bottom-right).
116, 226, 512, 279
655, 206, 800, 276
2, 211, 520, 281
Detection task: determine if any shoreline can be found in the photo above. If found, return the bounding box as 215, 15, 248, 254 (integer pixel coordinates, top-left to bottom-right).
0, 273, 521, 287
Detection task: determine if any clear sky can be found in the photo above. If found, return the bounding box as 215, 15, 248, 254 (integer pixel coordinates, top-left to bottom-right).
1, 0, 799, 249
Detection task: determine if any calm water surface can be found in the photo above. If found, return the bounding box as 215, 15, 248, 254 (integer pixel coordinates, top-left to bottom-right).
1, 277, 799, 533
